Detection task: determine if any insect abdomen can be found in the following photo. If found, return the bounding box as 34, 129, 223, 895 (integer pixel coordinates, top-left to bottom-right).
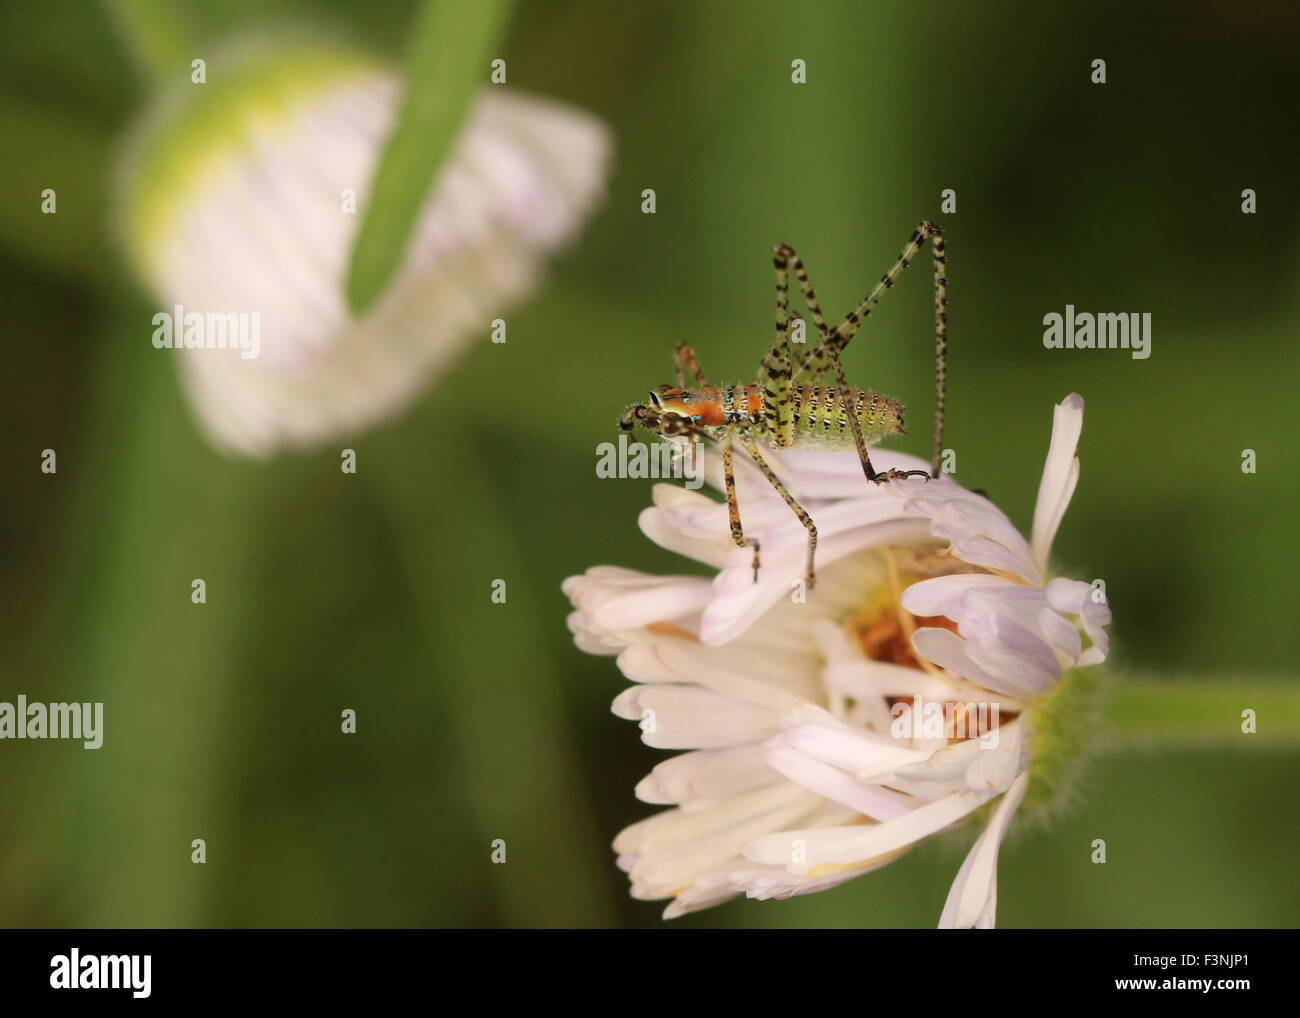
789, 385, 904, 447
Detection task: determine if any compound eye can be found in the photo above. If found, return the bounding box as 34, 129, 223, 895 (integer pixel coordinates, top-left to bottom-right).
661, 415, 686, 436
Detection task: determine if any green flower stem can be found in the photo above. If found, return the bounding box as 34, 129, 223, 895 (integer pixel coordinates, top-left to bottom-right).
346, 0, 513, 314
1101, 676, 1300, 747
20, 303, 262, 924
104, 0, 198, 86
372, 418, 615, 927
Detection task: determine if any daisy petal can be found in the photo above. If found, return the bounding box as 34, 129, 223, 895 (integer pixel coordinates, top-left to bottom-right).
1031, 394, 1085, 569
939, 771, 1029, 928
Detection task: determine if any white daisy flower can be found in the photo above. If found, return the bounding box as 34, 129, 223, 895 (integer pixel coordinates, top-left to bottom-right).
564, 393, 1110, 926
117, 42, 611, 457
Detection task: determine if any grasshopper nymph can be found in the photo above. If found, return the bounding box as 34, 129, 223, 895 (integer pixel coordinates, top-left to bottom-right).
620, 222, 949, 588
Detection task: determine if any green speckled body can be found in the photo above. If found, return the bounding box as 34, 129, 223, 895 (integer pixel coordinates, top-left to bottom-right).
651, 382, 904, 449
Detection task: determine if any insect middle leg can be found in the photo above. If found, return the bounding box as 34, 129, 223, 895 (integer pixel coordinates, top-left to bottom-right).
721, 431, 760, 582
793, 222, 948, 480
829, 350, 930, 484
742, 436, 817, 588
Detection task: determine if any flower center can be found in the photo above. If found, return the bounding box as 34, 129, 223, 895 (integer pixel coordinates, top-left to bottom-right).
848, 596, 958, 670
838, 548, 1017, 743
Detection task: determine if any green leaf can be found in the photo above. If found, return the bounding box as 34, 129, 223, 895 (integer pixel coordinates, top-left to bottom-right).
345, 0, 513, 315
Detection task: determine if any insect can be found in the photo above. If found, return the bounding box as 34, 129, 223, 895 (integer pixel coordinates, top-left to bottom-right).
619, 221, 949, 588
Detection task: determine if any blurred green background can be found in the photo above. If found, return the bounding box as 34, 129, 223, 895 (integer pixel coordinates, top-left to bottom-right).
2, 0, 1298, 927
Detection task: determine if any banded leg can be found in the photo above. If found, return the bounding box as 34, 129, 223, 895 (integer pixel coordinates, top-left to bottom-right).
794, 221, 948, 479
774, 242, 831, 343
755, 248, 796, 447
742, 436, 817, 588
722, 431, 760, 582
829, 352, 929, 485
756, 242, 833, 449
674, 342, 707, 387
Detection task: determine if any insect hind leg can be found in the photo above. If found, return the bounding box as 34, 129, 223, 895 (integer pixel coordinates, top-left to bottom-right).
794, 221, 948, 480
754, 246, 800, 448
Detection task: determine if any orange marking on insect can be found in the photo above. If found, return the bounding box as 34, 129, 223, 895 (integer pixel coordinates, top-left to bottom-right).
654, 385, 762, 427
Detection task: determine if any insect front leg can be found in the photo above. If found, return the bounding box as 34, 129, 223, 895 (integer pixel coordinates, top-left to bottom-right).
742, 436, 817, 589
721, 431, 760, 583
794, 221, 948, 479
674, 342, 707, 387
